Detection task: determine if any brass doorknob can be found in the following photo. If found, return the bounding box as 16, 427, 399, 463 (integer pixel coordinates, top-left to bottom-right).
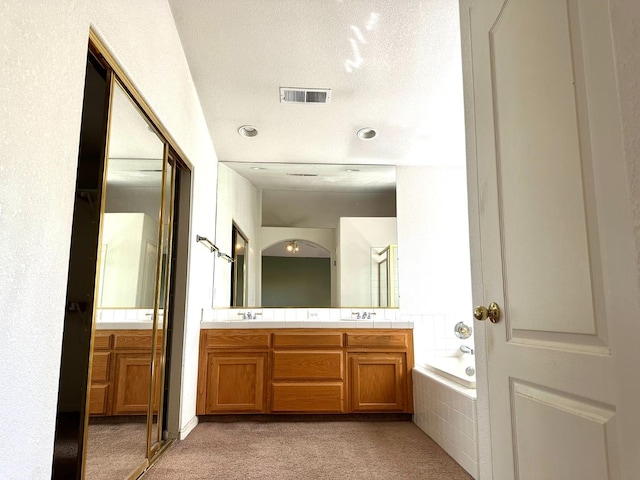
473, 302, 501, 323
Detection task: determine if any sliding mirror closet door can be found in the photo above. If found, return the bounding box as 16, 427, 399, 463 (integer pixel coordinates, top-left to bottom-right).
84, 80, 165, 480
149, 154, 176, 454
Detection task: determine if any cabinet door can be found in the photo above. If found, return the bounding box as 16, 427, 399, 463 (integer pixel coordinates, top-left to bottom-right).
349, 353, 406, 412
89, 384, 110, 415
206, 353, 267, 413
112, 353, 154, 415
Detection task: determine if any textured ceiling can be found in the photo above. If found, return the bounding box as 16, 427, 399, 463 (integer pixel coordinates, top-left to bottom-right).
222, 162, 395, 192
168, 0, 466, 175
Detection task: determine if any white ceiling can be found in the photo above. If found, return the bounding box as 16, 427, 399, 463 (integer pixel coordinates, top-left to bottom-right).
222, 162, 395, 192
168, 0, 466, 172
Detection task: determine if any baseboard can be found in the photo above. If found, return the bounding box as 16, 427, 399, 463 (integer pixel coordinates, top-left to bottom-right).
199, 413, 412, 423
179, 415, 199, 440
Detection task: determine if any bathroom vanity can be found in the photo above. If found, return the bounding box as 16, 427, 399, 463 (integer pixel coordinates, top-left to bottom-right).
89, 328, 162, 416
196, 328, 414, 415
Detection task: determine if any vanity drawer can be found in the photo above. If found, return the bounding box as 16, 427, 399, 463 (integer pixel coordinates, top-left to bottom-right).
205, 331, 270, 349
271, 383, 344, 413
272, 351, 343, 380
113, 332, 156, 350
91, 352, 111, 382
273, 332, 343, 348
94, 333, 112, 350
346, 332, 407, 349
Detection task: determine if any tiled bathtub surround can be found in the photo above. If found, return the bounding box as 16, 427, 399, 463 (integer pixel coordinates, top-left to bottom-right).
412, 366, 478, 479
201, 308, 412, 329
411, 313, 476, 365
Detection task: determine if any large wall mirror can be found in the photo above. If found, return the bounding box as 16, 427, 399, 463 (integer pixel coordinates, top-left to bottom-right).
212, 162, 399, 308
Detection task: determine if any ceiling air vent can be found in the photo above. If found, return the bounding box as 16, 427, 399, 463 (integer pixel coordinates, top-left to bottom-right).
280, 87, 331, 104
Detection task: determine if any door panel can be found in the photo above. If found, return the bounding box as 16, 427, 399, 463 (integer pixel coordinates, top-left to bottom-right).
349, 353, 406, 412
466, 0, 632, 477
113, 353, 154, 415
511, 381, 616, 480
490, 0, 602, 341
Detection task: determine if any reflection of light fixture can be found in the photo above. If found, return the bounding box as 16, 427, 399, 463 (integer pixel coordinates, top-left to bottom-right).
238, 125, 258, 137
286, 241, 299, 253
357, 128, 377, 140
235, 243, 243, 251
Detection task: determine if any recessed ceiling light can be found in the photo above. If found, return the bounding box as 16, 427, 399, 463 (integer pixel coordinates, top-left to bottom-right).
250, 167, 266, 170
345, 168, 360, 172
238, 125, 258, 137
357, 128, 377, 140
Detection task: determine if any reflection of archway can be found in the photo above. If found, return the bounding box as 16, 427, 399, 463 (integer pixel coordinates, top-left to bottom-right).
261, 239, 331, 307
262, 239, 330, 258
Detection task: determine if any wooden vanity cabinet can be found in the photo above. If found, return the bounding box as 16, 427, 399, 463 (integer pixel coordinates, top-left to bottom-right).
89, 330, 161, 416
89, 333, 112, 415
197, 328, 414, 415
197, 331, 269, 414
346, 331, 412, 413
348, 353, 407, 412
271, 332, 345, 413
205, 353, 267, 413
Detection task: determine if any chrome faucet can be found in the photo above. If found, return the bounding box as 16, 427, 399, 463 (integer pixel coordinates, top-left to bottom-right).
460, 345, 474, 355
237, 311, 262, 320
352, 311, 376, 320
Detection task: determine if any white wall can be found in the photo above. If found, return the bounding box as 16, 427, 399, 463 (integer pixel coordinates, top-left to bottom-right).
338, 217, 397, 307
259, 226, 336, 305
396, 166, 472, 315
213, 164, 261, 307
396, 166, 473, 380
0, 2, 217, 477
99, 213, 158, 308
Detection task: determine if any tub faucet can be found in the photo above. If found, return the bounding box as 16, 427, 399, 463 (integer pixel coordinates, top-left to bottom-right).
460, 345, 474, 355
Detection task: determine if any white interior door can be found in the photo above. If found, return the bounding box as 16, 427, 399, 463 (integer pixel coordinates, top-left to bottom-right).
464, 0, 640, 478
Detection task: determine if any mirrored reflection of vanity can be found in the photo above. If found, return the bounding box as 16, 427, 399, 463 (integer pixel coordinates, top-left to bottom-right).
213, 162, 400, 309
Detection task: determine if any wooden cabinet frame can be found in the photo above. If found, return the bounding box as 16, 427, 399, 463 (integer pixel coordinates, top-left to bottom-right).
197, 328, 414, 415
88, 330, 161, 416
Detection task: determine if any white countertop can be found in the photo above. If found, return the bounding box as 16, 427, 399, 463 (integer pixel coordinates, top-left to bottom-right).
96, 321, 154, 330
201, 308, 412, 329
200, 320, 413, 329
93, 308, 414, 329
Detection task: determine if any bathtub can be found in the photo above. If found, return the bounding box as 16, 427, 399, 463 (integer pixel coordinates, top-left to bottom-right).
423, 356, 476, 389
412, 364, 479, 478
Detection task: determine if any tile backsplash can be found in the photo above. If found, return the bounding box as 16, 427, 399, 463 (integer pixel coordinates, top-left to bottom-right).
201, 308, 412, 329
96, 308, 156, 322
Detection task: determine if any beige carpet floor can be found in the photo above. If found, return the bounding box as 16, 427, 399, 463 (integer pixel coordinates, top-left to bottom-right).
85, 419, 148, 480
142, 417, 472, 480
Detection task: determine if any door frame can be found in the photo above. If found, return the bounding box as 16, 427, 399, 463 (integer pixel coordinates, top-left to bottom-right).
459, 1, 493, 478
